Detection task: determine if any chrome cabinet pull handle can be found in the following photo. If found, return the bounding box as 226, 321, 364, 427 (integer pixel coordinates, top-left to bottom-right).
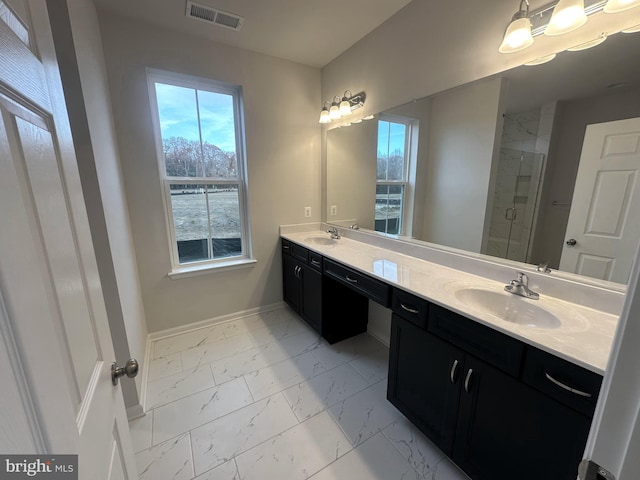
450, 359, 459, 384
464, 369, 474, 393
545, 373, 592, 398
400, 303, 420, 314
345, 275, 358, 284
283, 245, 290, 250
311, 259, 321, 266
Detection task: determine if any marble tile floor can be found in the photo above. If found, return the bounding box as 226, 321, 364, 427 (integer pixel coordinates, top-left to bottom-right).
130, 306, 470, 480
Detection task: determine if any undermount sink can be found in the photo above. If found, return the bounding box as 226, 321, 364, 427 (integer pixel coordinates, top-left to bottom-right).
454, 288, 561, 329
304, 235, 337, 246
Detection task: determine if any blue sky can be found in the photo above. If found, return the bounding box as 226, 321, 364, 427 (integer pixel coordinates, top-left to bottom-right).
378, 120, 406, 157
155, 83, 237, 152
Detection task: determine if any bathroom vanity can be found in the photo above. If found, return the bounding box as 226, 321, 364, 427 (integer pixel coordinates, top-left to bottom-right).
280, 225, 618, 480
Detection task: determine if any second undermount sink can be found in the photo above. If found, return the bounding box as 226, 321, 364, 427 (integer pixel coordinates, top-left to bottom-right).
304, 235, 338, 246
454, 288, 561, 329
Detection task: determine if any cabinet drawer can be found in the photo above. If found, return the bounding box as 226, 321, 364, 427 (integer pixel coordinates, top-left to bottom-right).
392, 289, 429, 328
309, 252, 323, 272
428, 305, 524, 377
281, 238, 291, 256
324, 259, 391, 307
522, 347, 602, 418
290, 242, 309, 263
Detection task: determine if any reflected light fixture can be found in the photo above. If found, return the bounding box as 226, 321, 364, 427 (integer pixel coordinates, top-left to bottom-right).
567, 32, 607, 50
318, 91, 366, 124
545, 0, 588, 36
524, 53, 557, 65
603, 0, 640, 12
499, 0, 534, 53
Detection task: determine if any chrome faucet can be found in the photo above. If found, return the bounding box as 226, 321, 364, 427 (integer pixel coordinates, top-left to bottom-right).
326, 226, 341, 239
536, 261, 552, 273
505, 272, 539, 300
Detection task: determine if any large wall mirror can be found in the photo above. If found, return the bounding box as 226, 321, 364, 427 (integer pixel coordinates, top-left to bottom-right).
326, 31, 640, 287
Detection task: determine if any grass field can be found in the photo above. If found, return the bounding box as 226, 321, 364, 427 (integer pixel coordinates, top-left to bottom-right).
170, 190, 240, 241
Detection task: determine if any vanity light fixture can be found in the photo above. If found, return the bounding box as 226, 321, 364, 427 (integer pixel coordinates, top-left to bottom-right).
499, 0, 534, 53
329, 96, 342, 120
545, 0, 588, 36
499, 0, 634, 55
318, 91, 366, 124
319, 101, 331, 124
603, 0, 640, 12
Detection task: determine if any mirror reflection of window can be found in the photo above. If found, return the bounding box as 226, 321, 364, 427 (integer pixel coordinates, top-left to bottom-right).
376, 118, 412, 235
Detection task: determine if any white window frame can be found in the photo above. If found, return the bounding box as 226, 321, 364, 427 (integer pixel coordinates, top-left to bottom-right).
146, 68, 254, 277
376, 114, 416, 236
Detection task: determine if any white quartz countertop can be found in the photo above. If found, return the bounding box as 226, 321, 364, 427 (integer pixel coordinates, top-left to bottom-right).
281, 230, 619, 375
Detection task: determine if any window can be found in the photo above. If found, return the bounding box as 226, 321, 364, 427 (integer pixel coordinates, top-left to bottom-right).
147, 70, 252, 273
376, 118, 412, 235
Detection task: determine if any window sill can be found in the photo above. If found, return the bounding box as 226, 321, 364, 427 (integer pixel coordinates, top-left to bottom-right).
168, 258, 257, 280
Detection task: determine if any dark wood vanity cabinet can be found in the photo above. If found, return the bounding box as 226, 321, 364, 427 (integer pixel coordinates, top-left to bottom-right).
388, 289, 601, 480
282, 240, 322, 334
282, 239, 368, 343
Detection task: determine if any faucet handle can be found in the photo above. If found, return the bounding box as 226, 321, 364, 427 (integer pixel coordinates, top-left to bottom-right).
516, 272, 528, 285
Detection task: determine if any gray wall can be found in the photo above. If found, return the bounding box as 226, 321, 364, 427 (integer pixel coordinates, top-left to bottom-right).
98, 12, 321, 332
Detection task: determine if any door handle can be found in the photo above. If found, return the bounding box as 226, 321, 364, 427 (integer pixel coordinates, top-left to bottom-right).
450, 359, 459, 384
464, 368, 474, 393
566, 238, 577, 246
400, 303, 420, 314
111, 358, 139, 386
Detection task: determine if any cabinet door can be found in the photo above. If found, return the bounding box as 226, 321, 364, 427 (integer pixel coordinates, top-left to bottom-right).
454, 356, 592, 480
283, 253, 301, 311
300, 263, 322, 334
387, 315, 464, 456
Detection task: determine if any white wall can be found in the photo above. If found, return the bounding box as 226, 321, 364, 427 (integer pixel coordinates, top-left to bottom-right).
48, 0, 147, 414
97, 12, 321, 332
422, 77, 506, 252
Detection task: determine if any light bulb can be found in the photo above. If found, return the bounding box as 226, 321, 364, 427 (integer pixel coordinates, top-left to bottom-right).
545, 0, 587, 36
603, 0, 640, 13
319, 109, 331, 124
499, 17, 534, 53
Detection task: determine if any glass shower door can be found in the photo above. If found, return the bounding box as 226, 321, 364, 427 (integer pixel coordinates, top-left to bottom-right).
484, 148, 544, 262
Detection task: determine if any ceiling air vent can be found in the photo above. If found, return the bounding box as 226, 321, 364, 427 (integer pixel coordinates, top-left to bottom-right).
185, 1, 244, 31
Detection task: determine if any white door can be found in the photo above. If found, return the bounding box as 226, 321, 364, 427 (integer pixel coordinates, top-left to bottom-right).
559, 117, 640, 284
0, 1, 137, 479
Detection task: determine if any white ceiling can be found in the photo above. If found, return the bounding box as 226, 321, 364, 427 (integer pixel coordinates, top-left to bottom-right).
93, 0, 413, 68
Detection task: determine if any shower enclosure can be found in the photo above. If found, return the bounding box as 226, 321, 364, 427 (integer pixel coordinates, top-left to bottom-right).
484, 147, 545, 263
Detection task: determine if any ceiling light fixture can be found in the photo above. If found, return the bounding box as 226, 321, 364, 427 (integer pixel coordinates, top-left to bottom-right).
499, 0, 534, 53
603, 0, 640, 13
318, 91, 366, 124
